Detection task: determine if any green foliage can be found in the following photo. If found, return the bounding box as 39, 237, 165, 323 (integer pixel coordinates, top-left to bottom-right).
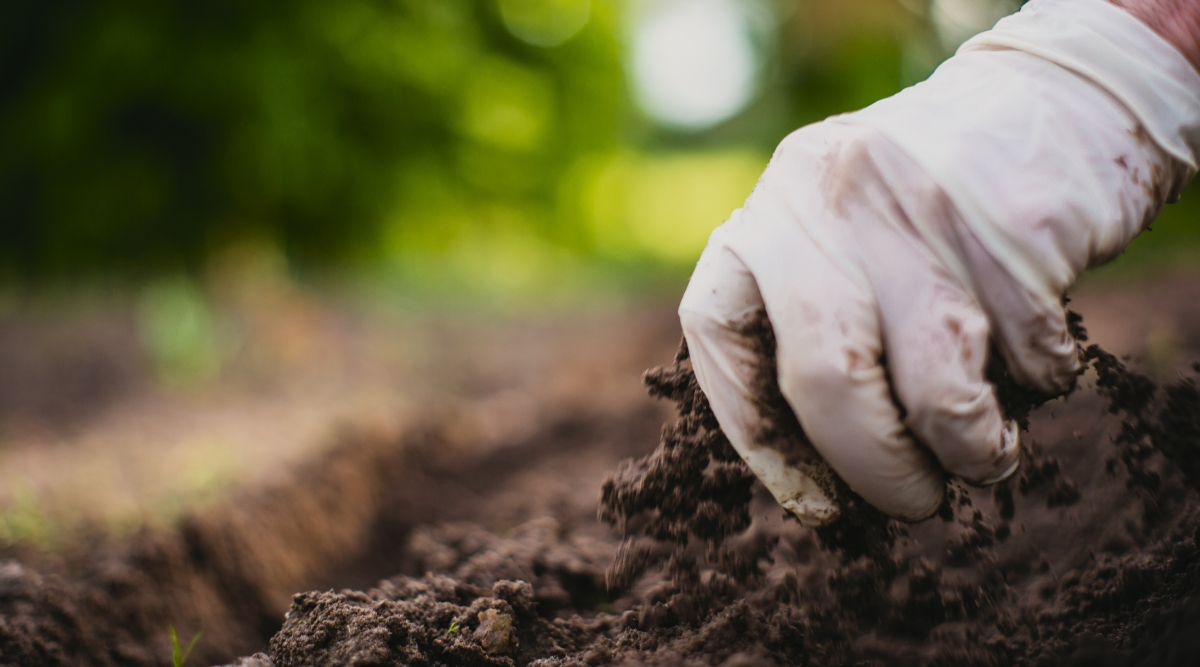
448, 620, 462, 634
169, 626, 202, 667
785, 31, 907, 128
0, 486, 51, 549
137, 276, 221, 385
2, 0, 955, 284
6, 0, 1189, 286
0, 0, 623, 279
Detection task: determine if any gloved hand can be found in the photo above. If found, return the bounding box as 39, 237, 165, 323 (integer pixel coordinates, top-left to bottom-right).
679, 0, 1200, 525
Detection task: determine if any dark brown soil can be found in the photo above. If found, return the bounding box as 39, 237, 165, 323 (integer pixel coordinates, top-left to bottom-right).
251, 311, 1200, 667
0, 400, 668, 667
0, 426, 418, 667
3, 304, 1200, 667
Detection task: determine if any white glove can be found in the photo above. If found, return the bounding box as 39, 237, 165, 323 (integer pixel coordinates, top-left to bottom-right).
679, 0, 1200, 525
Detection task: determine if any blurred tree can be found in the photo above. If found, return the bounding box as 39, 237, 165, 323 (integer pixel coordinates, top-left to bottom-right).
0, 0, 624, 280
4, 0, 1190, 286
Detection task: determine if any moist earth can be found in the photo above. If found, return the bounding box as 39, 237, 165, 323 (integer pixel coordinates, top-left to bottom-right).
254, 314, 1200, 667
2, 312, 1200, 666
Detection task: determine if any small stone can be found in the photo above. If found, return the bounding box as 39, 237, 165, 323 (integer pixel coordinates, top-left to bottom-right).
474, 609, 513, 655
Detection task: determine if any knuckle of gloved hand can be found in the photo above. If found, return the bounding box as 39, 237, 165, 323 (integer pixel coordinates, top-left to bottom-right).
880, 482, 945, 523
705, 218, 738, 245
897, 378, 1016, 484
902, 374, 990, 430
1042, 341, 1084, 393
1024, 359, 1081, 398
944, 426, 1019, 486
677, 305, 718, 346
773, 125, 816, 158
1004, 318, 1082, 396
949, 447, 1018, 486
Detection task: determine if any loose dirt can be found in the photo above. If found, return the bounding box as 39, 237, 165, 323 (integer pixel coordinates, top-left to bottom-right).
252, 312, 1200, 667
2, 297, 1200, 667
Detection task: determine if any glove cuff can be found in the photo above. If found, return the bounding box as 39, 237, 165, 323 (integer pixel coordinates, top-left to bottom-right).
962, 0, 1200, 173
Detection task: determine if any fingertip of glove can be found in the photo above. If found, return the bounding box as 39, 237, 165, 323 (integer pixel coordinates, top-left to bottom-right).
906, 482, 947, 522
781, 494, 842, 527
962, 420, 1022, 486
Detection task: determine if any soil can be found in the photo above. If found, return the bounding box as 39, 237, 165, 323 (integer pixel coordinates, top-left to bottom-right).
258, 313, 1200, 667
1, 291, 1200, 666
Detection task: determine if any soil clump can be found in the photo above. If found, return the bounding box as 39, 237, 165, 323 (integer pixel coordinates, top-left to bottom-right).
0, 400, 667, 667
4, 308, 1200, 666
242, 311, 1200, 667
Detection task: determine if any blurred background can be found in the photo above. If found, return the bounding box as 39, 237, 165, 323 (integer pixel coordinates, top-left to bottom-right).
1, 0, 1198, 548
4, 0, 1199, 296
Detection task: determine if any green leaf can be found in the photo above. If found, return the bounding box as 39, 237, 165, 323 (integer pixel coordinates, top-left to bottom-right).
169, 626, 203, 667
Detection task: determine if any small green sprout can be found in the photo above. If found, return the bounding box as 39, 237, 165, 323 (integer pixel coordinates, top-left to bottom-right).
169, 626, 203, 667
448, 620, 462, 635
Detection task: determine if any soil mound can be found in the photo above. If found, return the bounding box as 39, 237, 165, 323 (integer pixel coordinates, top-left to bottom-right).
0, 425, 412, 667
238, 312, 1200, 667
0, 403, 666, 667
4, 308, 1200, 666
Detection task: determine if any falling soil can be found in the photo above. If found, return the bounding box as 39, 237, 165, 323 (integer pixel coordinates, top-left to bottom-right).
4, 307, 1200, 666
242, 311, 1200, 667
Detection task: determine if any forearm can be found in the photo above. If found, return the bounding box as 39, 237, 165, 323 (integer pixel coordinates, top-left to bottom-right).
1110, 0, 1200, 71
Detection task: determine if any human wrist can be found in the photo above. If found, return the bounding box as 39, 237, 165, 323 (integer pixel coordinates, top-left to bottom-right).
1109, 0, 1200, 72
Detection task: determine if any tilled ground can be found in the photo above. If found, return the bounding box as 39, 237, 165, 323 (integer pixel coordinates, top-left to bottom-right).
0, 276, 1199, 667
247, 345, 1200, 667
0, 402, 668, 667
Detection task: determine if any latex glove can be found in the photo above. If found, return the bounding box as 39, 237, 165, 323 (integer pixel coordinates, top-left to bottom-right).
679, 0, 1200, 525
